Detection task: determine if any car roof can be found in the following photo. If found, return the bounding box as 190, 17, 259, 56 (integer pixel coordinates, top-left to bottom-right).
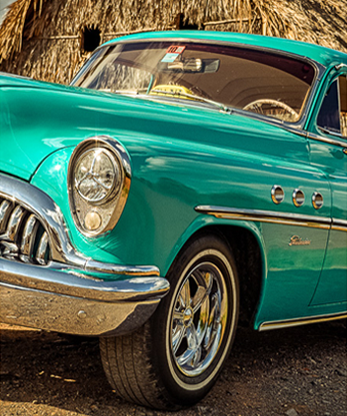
104, 31, 347, 68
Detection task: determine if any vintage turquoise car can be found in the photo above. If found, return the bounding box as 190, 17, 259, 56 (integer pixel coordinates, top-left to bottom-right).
0, 31, 346, 409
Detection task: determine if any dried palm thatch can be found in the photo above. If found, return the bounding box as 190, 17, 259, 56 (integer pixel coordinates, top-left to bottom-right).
0, 0, 346, 84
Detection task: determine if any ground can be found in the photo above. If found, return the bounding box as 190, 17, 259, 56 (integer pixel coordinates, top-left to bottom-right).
0, 320, 346, 416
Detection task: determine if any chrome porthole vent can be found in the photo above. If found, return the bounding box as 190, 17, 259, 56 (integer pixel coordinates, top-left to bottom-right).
0, 198, 51, 266
292, 189, 305, 207
271, 185, 285, 204
68, 136, 131, 237
312, 192, 324, 210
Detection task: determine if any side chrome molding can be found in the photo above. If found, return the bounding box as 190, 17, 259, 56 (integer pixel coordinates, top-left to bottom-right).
259, 312, 347, 331
195, 205, 347, 232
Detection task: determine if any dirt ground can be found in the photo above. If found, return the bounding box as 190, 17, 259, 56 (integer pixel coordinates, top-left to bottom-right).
0, 320, 346, 416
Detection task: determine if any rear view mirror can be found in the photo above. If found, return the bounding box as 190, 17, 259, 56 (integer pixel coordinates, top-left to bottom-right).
158, 58, 220, 73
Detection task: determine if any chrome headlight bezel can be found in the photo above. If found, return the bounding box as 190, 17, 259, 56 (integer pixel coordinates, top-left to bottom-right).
68, 136, 131, 237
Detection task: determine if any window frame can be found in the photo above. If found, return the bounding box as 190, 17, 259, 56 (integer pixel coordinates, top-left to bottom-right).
317, 72, 347, 140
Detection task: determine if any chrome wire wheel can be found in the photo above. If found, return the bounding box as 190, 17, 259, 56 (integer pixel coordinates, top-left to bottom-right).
170, 261, 228, 377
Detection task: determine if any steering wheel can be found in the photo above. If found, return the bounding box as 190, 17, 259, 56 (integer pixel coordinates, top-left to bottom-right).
243, 99, 299, 119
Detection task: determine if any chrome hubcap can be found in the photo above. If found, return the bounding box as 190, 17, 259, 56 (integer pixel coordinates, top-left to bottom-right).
170, 261, 228, 377
183, 307, 193, 327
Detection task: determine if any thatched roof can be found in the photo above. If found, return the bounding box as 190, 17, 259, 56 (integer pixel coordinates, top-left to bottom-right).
0, 0, 346, 84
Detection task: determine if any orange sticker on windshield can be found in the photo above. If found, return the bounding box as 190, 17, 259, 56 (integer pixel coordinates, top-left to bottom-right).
166, 46, 186, 54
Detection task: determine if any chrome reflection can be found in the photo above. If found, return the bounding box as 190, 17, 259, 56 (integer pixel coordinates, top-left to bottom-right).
0, 200, 11, 233
0, 198, 50, 266
20, 215, 39, 263
0, 173, 159, 276
170, 262, 227, 377
0, 255, 169, 336
312, 192, 324, 210
68, 136, 132, 237
36, 232, 49, 265
259, 312, 347, 331
0, 174, 169, 337
292, 189, 305, 207
195, 205, 332, 230
0, 281, 161, 336
7, 206, 25, 241
271, 185, 285, 204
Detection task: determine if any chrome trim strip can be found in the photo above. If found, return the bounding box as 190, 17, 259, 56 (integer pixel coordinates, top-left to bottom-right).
332, 219, 347, 232
259, 312, 347, 331
318, 126, 345, 139
282, 127, 347, 148
0, 257, 169, 303
0, 200, 11, 233
20, 215, 39, 261
7, 206, 25, 241
195, 205, 332, 230
36, 232, 48, 265
0, 173, 160, 276
306, 132, 347, 148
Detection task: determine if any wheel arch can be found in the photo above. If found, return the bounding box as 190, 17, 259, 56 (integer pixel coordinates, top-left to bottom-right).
165, 223, 264, 327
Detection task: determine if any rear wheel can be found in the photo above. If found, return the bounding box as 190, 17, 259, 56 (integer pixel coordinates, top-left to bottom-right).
100, 234, 239, 409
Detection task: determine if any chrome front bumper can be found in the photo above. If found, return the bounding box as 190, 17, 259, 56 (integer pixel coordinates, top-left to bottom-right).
0, 258, 169, 336
0, 173, 169, 336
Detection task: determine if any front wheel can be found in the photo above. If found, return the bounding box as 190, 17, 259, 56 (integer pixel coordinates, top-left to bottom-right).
100, 234, 239, 409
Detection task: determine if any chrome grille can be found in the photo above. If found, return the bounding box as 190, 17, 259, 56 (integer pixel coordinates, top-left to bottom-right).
0, 197, 50, 265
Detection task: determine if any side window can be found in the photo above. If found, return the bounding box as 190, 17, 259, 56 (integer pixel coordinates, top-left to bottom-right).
339, 76, 347, 137
317, 75, 347, 138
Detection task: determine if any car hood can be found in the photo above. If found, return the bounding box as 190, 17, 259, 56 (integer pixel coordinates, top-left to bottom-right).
0, 74, 93, 181
0, 72, 300, 182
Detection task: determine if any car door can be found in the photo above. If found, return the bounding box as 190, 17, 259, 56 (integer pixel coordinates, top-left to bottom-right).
307, 65, 347, 305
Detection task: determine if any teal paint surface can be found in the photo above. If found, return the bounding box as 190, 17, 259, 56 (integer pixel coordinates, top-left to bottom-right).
1, 33, 346, 330
306, 65, 347, 307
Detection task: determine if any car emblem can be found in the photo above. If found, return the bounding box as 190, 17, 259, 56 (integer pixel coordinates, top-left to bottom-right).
289, 235, 311, 246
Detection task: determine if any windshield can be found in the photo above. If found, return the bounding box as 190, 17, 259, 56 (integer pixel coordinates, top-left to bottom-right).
72, 41, 316, 122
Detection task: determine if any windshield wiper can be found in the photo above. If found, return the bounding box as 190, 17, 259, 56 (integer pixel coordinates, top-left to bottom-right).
115, 89, 231, 113
147, 89, 231, 113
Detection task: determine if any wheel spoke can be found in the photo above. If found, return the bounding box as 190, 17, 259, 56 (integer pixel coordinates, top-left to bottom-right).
204, 293, 219, 349
186, 323, 198, 350
177, 347, 197, 367
172, 323, 186, 355
205, 271, 213, 293
181, 279, 191, 308
173, 310, 185, 321
191, 285, 208, 313
192, 346, 202, 367
177, 325, 200, 367
196, 295, 210, 345
191, 271, 212, 313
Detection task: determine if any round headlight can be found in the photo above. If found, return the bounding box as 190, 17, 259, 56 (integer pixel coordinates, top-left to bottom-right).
68, 136, 131, 237
75, 148, 121, 204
